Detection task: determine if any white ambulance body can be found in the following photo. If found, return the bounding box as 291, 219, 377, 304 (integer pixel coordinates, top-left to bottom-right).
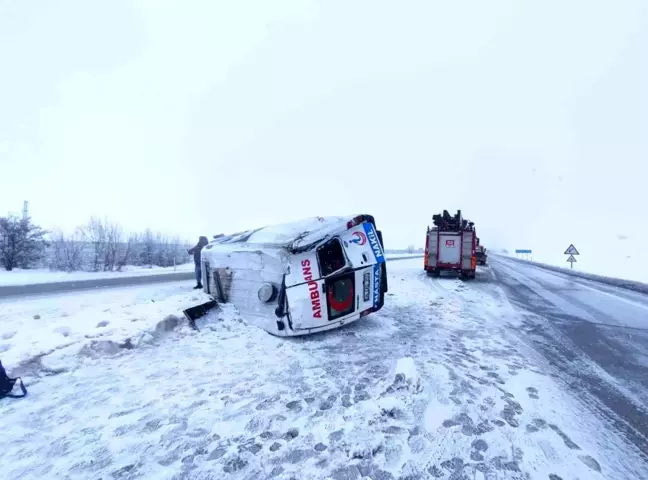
198, 215, 387, 336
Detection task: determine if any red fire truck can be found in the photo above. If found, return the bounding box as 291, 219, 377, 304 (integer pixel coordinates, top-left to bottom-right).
424, 209, 477, 279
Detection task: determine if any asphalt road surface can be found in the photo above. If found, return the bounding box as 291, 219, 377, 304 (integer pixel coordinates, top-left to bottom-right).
491, 255, 648, 465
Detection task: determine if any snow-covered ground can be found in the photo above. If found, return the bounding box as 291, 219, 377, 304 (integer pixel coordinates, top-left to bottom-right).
0, 259, 637, 479
0, 281, 209, 373
0, 263, 195, 287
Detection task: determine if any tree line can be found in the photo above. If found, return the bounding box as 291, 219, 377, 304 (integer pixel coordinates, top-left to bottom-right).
0, 215, 192, 272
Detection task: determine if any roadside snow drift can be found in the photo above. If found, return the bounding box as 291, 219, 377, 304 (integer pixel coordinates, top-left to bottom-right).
0, 281, 209, 380
0, 259, 643, 480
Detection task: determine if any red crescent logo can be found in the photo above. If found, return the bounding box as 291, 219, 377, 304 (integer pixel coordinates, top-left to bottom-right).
351, 231, 367, 246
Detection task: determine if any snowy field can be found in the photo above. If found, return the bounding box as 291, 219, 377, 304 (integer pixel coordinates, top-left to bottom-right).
0, 281, 209, 371
0, 258, 638, 480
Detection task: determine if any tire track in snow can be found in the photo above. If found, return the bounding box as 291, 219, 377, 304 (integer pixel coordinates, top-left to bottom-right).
0, 261, 635, 480
410, 270, 620, 480
491, 259, 648, 478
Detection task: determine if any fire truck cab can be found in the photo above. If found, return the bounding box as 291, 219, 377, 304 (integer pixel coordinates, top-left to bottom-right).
424, 209, 477, 280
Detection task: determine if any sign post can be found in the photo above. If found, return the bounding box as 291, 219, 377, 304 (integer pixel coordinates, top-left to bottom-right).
564, 244, 580, 269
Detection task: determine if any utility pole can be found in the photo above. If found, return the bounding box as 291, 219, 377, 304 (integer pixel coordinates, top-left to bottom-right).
22, 200, 28, 221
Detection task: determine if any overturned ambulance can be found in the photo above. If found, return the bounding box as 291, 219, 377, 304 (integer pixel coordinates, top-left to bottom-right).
186, 215, 388, 336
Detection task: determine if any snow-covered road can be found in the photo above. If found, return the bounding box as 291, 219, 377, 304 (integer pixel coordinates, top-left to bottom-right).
1, 258, 647, 480
492, 256, 648, 475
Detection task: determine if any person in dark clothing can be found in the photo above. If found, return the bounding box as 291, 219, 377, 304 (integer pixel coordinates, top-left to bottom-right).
188, 236, 209, 289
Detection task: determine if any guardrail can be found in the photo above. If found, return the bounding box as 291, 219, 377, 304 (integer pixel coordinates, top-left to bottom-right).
492, 254, 648, 295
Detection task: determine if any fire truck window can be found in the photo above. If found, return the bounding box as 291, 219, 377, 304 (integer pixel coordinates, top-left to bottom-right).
317, 238, 346, 277
326, 271, 355, 320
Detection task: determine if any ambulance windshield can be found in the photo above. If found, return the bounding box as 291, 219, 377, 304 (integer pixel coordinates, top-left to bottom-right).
317, 238, 347, 277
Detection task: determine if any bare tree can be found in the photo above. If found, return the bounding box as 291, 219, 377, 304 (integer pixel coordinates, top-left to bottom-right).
155, 233, 180, 268
83, 217, 107, 272
169, 236, 182, 268
152, 232, 165, 267
114, 232, 137, 271
39, 214, 195, 272
49, 229, 86, 272
103, 220, 123, 271
139, 228, 155, 268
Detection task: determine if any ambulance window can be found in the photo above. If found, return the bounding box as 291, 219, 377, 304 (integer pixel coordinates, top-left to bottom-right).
326, 271, 356, 320
317, 238, 346, 277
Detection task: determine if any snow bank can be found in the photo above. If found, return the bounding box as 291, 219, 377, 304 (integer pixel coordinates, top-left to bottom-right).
0, 263, 194, 287
0, 281, 209, 380
495, 254, 648, 295
391, 357, 422, 394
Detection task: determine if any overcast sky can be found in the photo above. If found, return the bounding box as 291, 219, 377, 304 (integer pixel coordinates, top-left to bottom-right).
1, 0, 646, 254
